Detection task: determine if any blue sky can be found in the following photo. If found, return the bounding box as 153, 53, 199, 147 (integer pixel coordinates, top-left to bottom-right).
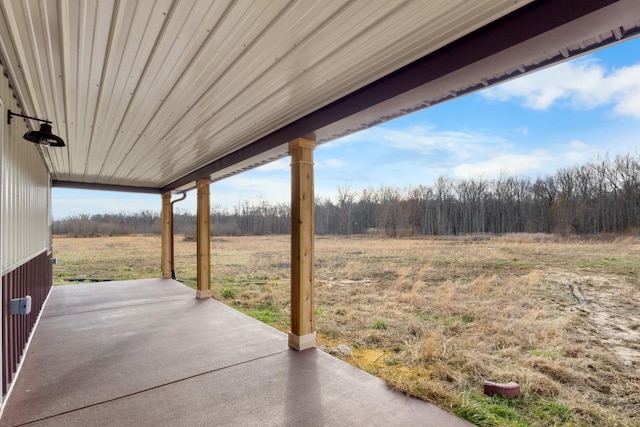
52, 36, 640, 218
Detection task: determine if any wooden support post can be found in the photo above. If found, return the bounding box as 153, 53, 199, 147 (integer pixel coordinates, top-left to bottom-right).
161, 192, 172, 279
288, 137, 317, 350
196, 178, 212, 299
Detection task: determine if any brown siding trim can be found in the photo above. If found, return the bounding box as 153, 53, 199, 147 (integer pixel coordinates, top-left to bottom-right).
1, 252, 52, 397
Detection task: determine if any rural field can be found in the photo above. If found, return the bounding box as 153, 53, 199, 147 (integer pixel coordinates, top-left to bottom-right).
52, 233, 640, 426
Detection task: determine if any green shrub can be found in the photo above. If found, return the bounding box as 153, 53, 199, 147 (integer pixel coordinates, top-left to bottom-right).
373, 319, 388, 330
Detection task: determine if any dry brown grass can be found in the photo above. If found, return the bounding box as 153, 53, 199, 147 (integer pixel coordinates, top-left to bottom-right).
52, 233, 640, 426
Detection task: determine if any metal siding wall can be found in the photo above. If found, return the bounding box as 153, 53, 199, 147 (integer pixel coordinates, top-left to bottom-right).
1, 64, 50, 274
0, 63, 52, 398
0, 90, 2, 409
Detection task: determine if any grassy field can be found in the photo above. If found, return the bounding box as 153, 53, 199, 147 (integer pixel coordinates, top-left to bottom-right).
52, 233, 640, 426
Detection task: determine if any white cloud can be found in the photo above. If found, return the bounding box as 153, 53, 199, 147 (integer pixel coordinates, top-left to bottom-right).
335, 124, 507, 161
453, 152, 552, 179
215, 173, 290, 206
482, 59, 640, 119
564, 140, 592, 163
451, 140, 603, 180
320, 158, 346, 168
609, 65, 640, 118
381, 127, 504, 157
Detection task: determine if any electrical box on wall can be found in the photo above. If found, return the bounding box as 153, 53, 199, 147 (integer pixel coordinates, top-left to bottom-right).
10, 295, 32, 315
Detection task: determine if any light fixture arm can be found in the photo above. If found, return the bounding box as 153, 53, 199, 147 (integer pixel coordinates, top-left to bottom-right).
6, 109, 65, 147
7, 110, 51, 125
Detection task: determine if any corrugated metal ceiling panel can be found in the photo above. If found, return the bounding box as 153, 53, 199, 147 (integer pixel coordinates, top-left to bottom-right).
0, 0, 533, 190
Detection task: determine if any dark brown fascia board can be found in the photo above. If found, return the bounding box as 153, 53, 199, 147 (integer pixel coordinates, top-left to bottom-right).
316, 1, 640, 142
162, 0, 619, 192
53, 180, 163, 194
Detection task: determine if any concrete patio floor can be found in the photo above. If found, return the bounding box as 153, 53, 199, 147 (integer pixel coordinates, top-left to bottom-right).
0, 279, 472, 426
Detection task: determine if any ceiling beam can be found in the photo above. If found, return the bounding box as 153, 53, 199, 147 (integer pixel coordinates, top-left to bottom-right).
53, 180, 163, 194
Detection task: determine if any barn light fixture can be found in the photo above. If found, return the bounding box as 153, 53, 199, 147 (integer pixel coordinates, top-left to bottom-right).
7, 110, 65, 147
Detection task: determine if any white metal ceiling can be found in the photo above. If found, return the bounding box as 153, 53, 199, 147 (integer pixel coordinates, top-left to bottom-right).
0, 0, 533, 191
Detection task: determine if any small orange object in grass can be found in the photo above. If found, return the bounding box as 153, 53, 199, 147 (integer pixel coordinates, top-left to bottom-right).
483, 381, 521, 398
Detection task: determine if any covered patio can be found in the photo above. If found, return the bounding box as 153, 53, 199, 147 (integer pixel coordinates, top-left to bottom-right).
2, 1, 640, 424
1, 279, 471, 426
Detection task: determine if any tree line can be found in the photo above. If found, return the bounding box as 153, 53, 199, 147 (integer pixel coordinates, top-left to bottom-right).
53, 153, 640, 237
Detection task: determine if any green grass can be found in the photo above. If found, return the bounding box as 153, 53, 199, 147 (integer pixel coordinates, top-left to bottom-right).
385, 357, 399, 366
242, 308, 279, 324
455, 392, 574, 427
220, 287, 237, 299
441, 314, 474, 326
238, 302, 289, 330
529, 348, 560, 360
413, 311, 437, 322
579, 256, 640, 275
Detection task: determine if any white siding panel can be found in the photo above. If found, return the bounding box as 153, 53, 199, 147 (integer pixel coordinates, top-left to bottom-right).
1, 62, 51, 275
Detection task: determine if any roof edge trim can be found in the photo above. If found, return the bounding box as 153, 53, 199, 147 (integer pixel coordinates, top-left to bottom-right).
53, 180, 163, 194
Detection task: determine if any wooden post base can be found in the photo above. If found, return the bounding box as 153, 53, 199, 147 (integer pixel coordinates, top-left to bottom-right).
196, 289, 212, 299
288, 332, 317, 351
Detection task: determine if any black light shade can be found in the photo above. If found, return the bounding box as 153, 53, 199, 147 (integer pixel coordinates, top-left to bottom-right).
23, 123, 65, 147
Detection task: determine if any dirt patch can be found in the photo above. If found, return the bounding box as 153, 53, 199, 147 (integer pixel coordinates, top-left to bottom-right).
549, 271, 640, 371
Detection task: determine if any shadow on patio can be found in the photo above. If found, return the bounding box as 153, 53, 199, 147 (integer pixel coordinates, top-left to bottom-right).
1, 279, 471, 426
